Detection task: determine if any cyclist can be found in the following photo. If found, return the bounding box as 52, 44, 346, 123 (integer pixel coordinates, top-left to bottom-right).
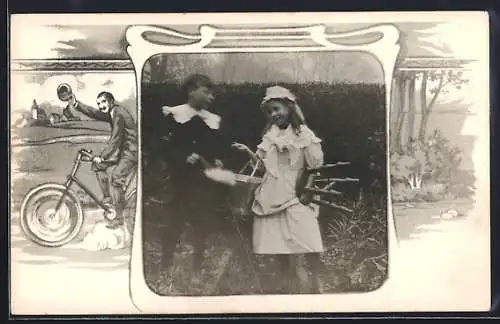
65, 91, 138, 229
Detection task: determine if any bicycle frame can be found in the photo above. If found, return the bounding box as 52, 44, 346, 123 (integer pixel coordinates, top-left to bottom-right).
52, 149, 137, 215
53, 150, 110, 214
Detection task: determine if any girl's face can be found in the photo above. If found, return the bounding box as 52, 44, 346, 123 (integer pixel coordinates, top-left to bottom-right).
266, 100, 290, 129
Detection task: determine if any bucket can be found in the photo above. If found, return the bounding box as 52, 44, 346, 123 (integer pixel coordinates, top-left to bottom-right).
229, 161, 262, 219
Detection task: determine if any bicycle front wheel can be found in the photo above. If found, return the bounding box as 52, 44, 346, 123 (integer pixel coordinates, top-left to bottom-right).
19, 184, 84, 247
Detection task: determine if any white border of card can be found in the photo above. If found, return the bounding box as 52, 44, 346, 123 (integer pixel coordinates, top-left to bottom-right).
10, 12, 491, 314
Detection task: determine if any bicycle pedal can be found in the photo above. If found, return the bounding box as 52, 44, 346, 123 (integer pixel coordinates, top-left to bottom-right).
104, 208, 117, 221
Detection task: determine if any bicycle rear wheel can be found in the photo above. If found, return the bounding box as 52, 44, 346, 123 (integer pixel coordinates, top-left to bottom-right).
19, 184, 84, 247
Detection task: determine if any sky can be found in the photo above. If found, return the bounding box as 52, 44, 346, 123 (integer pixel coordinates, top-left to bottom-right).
142, 52, 384, 84
10, 72, 137, 122
10, 21, 483, 60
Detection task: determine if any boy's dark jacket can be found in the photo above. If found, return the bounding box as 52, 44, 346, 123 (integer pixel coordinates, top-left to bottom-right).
159, 109, 232, 209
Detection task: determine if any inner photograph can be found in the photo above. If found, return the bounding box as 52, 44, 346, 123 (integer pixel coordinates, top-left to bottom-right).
140, 51, 388, 296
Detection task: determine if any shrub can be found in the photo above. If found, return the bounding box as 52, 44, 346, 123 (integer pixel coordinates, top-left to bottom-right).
416, 182, 448, 202
142, 81, 387, 203
391, 182, 418, 202
390, 130, 475, 202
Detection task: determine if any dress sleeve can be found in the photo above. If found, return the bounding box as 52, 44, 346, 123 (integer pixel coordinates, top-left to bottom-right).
256, 135, 272, 160
301, 127, 324, 169
304, 142, 324, 169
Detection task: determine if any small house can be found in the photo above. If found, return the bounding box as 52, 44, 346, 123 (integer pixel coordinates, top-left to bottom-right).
30, 99, 47, 121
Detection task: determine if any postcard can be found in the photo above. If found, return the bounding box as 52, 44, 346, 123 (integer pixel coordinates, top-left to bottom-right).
9, 12, 490, 315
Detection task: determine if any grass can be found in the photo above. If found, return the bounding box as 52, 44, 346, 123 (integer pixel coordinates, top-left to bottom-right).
142, 193, 389, 296
12, 121, 110, 142
392, 198, 474, 241
143, 195, 474, 296
11, 142, 108, 211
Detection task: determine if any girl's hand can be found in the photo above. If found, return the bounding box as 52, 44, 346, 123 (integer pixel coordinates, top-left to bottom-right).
232, 142, 249, 152
186, 153, 200, 165
299, 193, 313, 205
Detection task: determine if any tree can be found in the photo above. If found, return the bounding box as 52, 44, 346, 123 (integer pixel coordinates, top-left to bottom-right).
406, 77, 417, 143
415, 69, 468, 141
148, 55, 169, 83
391, 72, 412, 152
219, 53, 240, 82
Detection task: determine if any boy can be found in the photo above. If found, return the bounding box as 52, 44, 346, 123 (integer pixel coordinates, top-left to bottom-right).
159, 74, 229, 281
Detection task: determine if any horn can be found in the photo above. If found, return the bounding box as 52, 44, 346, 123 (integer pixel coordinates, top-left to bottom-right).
57, 83, 73, 102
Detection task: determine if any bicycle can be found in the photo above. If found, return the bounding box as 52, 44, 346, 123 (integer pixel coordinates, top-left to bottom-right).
19, 148, 137, 248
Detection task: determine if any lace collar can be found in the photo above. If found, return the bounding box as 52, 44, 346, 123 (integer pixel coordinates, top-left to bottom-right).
163, 104, 221, 130
261, 124, 321, 151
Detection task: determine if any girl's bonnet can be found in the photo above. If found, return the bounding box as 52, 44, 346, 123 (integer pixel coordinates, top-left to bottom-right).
261, 85, 306, 124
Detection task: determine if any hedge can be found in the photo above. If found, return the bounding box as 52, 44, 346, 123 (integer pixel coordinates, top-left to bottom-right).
141, 82, 387, 199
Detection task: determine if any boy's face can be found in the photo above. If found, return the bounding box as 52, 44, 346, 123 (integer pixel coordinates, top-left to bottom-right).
188, 85, 215, 110
266, 100, 290, 129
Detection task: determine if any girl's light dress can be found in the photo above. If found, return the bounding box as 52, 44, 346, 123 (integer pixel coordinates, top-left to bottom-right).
251, 124, 325, 254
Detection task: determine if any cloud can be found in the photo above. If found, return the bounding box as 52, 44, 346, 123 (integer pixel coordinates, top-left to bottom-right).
11, 25, 87, 59
413, 23, 480, 58
79, 73, 136, 103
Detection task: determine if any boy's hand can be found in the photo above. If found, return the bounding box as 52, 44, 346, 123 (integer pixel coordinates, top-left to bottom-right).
162, 106, 172, 116
214, 159, 224, 168
186, 153, 200, 165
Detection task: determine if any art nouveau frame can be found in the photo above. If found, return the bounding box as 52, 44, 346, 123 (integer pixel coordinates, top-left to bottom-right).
126, 23, 400, 314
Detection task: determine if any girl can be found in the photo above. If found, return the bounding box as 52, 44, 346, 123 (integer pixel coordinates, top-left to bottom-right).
233, 85, 325, 294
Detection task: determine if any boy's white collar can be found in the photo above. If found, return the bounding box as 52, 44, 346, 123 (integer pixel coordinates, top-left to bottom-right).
162, 104, 221, 130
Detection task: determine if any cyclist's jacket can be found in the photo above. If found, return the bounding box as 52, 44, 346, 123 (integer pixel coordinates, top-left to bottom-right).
71, 101, 138, 162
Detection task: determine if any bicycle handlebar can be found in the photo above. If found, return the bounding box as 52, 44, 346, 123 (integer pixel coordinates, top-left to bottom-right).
79, 149, 93, 159
78, 149, 116, 164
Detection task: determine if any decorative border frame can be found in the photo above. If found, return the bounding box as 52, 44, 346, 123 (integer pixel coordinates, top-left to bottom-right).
10, 58, 475, 72
125, 23, 401, 314
10, 59, 134, 72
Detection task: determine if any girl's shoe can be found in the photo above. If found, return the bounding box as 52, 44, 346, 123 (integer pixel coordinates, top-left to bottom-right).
309, 276, 324, 294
